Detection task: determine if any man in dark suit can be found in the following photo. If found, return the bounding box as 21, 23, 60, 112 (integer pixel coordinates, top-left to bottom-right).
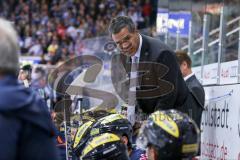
109, 16, 189, 123
176, 50, 205, 128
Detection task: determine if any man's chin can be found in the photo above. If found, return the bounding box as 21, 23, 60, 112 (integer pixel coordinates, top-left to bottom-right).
122, 52, 135, 57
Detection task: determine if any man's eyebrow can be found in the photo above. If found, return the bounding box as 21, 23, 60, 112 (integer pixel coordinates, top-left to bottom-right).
115, 34, 130, 44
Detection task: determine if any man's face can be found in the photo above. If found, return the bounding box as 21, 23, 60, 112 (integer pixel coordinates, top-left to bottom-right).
112, 27, 139, 57
18, 70, 28, 81
180, 61, 188, 77
146, 146, 157, 160
121, 135, 128, 146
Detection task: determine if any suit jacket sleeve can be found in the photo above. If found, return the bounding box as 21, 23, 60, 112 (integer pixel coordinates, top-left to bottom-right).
154, 50, 188, 109
187, 76, 205, 108
138, 36, 188, 113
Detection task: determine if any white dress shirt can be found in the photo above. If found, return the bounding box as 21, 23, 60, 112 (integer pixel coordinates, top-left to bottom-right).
184, 72, 195, 81
127, 34, 142, 125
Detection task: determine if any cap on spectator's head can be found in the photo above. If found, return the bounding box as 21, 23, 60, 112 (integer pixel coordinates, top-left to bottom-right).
0, 18, 19, 76
21, 64, 32, 72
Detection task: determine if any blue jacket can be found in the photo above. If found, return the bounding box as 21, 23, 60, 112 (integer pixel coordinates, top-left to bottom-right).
0, 76, 59, 160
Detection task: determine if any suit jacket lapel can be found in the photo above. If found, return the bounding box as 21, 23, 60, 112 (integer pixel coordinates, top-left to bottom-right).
185, 74, 195, 86
118, 35, 151, 95
138, 35, 151, 88
140, 34, 150, 62
185, 75, 204, 108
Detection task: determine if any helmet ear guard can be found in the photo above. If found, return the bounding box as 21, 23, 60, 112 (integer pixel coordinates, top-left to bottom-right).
137, 109, 200, 159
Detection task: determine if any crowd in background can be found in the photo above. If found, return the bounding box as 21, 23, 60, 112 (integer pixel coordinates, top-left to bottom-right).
1, 0, 240, 159
0, 0, 157, 65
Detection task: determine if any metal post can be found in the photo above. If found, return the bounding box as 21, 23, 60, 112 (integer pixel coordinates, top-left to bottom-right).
176, 26, 180, 50
217, 6, 227, 84
77, 97, 83, 121
201, 14, 210, 82
165, 31, 169, 45
165, 0, 169, 45
238, 20, 240, 83
64, 97, 72, 160
188, 20, 193, 55
56, 73, 72, 160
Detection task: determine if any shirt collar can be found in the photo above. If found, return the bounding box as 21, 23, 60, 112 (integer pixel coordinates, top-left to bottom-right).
184, 72, 195, 81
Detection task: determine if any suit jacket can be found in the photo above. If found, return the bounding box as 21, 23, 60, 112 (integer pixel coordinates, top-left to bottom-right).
183, 74, 205, 127
186, 75, 205, 108
111, 34, 189, 114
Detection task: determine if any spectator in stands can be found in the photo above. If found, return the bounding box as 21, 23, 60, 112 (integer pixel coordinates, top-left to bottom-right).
18, 64, 32, 88
142, 0, 152, 26
176, 50, 205, 128
0, 18, 58, 160
28, 39, 43, 56
31, 66, 50, 102
48, 38, 59, 57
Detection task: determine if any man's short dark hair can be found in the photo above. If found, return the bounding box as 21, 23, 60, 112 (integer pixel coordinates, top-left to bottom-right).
35, 66, 46, 76
21, 64, 32, 73
108, 16, 136, 35
175, 50, 192, 68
